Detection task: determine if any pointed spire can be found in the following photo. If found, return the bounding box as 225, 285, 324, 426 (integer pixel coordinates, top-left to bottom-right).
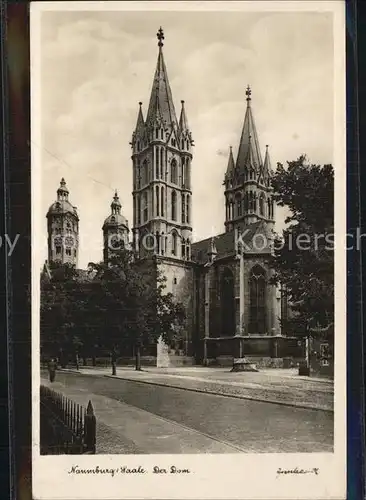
111, 189, 121, 215
264, 144, 272, 173
57, 177, 69, 200
179, 100, 189, 132
236, 86, 263, 172
225, 146, 235, 177
146, 28, 178, 130
134, 101, 145, 133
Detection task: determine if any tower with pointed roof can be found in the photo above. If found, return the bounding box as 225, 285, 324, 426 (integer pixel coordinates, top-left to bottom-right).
131, 27, 194, 262
224, 86, 275, 233
46, 178, 79, 266
102, 190, 130, 263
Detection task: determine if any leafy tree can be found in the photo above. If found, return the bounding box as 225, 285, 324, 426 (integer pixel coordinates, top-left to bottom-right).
271, 155, 334, 337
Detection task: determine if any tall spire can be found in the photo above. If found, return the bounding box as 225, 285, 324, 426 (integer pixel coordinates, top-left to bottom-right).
179, 100, 189, 132
135, 102, 145, 132
146, 27, 178, 130
236, 85, 263, 172
225, 146, 235, 176
264, 144, 272, 173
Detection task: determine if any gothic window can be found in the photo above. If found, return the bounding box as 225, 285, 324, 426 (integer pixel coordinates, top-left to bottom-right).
110, 216, 115, 223
137, 195, 141, 225
181, 139, 184, 150
236, 194, 242, 217
143, 160, 148, 185
74, 249, 77, 257
220, 268, 235, 336
66, 248, 71, 256
186, 239, 190, 260
173, 277, 177, 285
172, 138, 176, 147
181, 158, 185, 186
160, 148, 164, 179
181, 193, 186, 223
171, 159, 178, 184
161, 129, 164, 140
249, 265, 266, 334
244, 167, 248, 181
185, 160, 189, 189
56, 246, 61, 255
161, 187, 164, 217
186, 195, 190, 224
172, 232, 178, 255
186, 140, 189, 150
181, 238, 186, 259
171, 191, 177, 221
137, 161, 141, 189
137, 141, 140, 152
156, 186, 160, 216
253, 192, 257, 212
155, 128, 159, 139
259, 194, 265, 216
156, 231, 160, 254
143, 192, 148, 222
156, 147, 160, 177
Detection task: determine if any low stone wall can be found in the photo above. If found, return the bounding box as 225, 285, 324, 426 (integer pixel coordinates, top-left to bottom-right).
211, 356, 303, 369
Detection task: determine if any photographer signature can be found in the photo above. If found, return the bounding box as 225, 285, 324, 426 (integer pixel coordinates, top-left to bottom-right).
277, 467, 319, 477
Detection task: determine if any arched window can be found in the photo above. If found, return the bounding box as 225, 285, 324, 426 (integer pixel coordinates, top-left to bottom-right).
236, 194, 242, 217
181, 158, 185, 186
143, 192, 148, 222
136, 161, 141, 189
186, 195, 190, 224
259, 194, 265, 216
220, 268, 236, 336
156, 147, 160, 178
185, 159, 189, 189
172, 138, 176, 147
186, 239, 190, 260
181, 237, 186, 259
172, 232, 178, 255
156, 186, 160, 216
161, 129, 164, 140
142, 159, 148, 185
181, 193, 186, 223
160, 148, 164, 179
155, 128, 159, 139
156, 231, 160, 254
171, 191, 177, 220
137, 195, 141, 225
181, 139, 184, 150
137, 140, 140, 152
171, 159, 178, 184
161, 186, 164, 217
249, 265, 266, 334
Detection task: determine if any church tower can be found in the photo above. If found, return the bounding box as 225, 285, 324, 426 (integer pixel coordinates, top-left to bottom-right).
46, 178, 79, 266
131, 27, 194, 261
102, 190, 130, 263
224, 86, 275, 233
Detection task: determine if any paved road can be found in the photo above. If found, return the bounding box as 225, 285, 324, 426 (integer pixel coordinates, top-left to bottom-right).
43, 371, 333, 454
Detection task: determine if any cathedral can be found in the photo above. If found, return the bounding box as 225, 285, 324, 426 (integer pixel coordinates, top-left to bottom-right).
45, 28, 300, 367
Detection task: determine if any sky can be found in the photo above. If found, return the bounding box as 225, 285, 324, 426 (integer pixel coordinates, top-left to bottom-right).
37, 7, 334, 269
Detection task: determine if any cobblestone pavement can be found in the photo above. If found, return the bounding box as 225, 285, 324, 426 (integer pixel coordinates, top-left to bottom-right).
41, 372, 333, 454
66, 366, 333, 412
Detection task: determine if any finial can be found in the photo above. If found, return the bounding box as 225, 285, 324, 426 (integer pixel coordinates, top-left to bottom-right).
246, 85, 252, 102
138, 101, 142, 107
114, 189, 118, 198
229, 145, 232, 151
181, 100, 185, 105
60, 177, 65, 185
157, 27, 164, 47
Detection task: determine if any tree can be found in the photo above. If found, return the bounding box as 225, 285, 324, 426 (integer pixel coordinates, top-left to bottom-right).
88, 249, 186, 371
271, 155, 334, 336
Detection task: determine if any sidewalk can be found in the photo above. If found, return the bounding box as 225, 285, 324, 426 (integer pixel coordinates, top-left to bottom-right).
41, 377, 245, 454
62, 365, 334, 412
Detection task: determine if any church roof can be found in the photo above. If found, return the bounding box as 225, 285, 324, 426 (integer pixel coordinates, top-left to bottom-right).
191, 221, 263, 264
236, 86, 263, 172
47, 200, 78, 218
145, 28, 178, 130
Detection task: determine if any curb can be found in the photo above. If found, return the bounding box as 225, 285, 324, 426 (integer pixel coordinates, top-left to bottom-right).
102, 374, 333, 414
57, 369, 333, 413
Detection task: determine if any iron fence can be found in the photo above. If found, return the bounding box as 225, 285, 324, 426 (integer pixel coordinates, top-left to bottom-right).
40, 385, 96, 454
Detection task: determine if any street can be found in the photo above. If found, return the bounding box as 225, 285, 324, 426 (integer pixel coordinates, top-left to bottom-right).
41, 370, 333, 454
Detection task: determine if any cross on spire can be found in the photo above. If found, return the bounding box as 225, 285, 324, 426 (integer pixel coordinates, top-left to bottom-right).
246, 85, 252, 101
157, 27, 164, 47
